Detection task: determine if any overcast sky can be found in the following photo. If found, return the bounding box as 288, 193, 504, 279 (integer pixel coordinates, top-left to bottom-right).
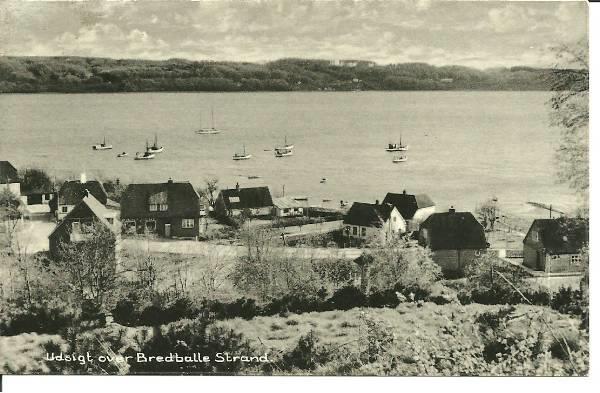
0, 0, 588, 69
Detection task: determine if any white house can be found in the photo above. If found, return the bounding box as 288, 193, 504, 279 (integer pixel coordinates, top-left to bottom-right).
272, 196, 304, 218
343, 201, 406, 243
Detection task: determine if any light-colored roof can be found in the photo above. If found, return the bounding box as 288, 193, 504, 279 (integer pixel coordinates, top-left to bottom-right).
49, 194, 117, 238
273, 196, 303, 209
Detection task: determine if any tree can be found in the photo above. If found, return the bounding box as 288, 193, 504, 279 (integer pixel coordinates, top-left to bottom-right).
548, 39, 589, 207
476, 197, 500, 231
53, 221, 119, 314
197, 178, 219, 209
18, 168, 53, 194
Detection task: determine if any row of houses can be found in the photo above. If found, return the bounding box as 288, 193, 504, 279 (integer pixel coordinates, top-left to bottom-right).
2, 160, 588, 274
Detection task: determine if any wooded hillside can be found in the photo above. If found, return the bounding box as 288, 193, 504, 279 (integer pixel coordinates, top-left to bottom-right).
0, 56, 554, 93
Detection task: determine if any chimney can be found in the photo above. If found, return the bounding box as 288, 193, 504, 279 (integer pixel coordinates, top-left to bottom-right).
449, 206, 455, 214
403, 189, 406, 195
80, 172, 86, 184
84, 188, 90, 198
375, 199, 380, 205
235, 182, 240, 192
167, 178, 173, 184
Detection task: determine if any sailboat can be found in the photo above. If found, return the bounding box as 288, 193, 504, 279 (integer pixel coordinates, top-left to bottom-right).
196, 107, 220, 134
232, 145, 252, 160
135, 140, 156, 160
92, 136, 113, 150
148, 134, 164, 153
392, 155, 408, 163
385, 134, 408, 152
275, 136, 294, 150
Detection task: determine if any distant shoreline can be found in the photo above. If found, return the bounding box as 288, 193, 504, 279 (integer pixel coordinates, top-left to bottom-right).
0, 89, 552, 95
0, 56, 555, 94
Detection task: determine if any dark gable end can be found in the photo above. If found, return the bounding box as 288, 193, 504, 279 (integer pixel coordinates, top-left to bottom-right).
59, 180, 108, 205
220, 186, 273, 210
343, 202, 394, 228
420, 211, 487, 250
382, 192, 434, 219
525, 218, 588, 254
0, 161, 18, 184
121, 182, 200, 219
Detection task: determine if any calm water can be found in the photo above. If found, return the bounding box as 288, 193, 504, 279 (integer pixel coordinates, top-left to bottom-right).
0, 91, 578, 219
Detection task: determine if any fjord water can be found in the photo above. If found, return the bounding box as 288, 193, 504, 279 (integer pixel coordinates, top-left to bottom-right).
0, 91, 578, 219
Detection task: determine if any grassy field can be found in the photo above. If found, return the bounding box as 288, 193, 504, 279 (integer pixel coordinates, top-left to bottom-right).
215, 302, 582, 355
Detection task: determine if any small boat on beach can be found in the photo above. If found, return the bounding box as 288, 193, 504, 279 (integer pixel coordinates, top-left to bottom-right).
233, 145, 252, 161
92, 136, 113, 150
196, 107, 221, 134
392, 155, 408, 163
117, 152, 128, 158
134, 141, 156, 160
147, 134, 164, 153
248, 175, 261, 179
385, 134, 408, 152
320, 178, 327, 183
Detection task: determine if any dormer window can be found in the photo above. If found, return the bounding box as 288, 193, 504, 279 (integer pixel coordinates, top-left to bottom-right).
159, 203, 168, 211
149, 191, 168, 212
149, 204, 158, 212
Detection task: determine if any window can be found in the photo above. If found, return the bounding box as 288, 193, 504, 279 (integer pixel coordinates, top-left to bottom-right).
182, 219, 195, 229
61, 206, 68, 213
361, 227, 367, 237
532, 231, 538, 242
352, 226, 358, 236
149, 204, 158, 212
159, 204, 168, 211
571, 255, 581, 265
283, 208, 290, 213
393, 216, 397, 222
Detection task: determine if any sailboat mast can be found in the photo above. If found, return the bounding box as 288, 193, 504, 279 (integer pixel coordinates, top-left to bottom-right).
211, 107, 215, 129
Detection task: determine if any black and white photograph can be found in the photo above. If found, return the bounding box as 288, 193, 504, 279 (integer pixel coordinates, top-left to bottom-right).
0, 0, 590, 382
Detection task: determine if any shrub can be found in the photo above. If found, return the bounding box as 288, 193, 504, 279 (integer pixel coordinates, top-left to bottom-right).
0, 300, 75, 336
367, 289, 400, 308
549, 335, 581, 361
551, 287, 583, 316
326, 286, 366, 310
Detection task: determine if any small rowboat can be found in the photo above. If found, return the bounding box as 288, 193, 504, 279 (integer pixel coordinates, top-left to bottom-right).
393, 155, 408, 163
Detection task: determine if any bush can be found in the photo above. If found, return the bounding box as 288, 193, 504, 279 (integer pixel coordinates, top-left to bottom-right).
0, 300, 75, 336
327, 286, 366, 310
367, 289, 400, 308
549, 335, 581, 361
551, 287, 583, 316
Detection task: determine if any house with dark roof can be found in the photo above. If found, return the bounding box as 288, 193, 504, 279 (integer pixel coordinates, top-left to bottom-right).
418, 207, 488, 274
120, 179, 203, 239
51, 174, 118, 221
215, 184, 273, 218
523, 218, 588, 273
0, 160, 20, 196
382, 190, 435, 231
343, 201, 406, 242
49, 192, 120, 261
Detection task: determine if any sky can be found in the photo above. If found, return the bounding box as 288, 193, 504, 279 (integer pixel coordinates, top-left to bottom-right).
0, 0, 588, 69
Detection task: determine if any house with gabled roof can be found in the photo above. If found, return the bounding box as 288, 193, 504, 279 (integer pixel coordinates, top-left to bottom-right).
51, 174, 118, 221
343, 200, 406, 242
215, 184, 273, 218
523, 217, 588, 273
0, 160, 20, 197
418, 207, 488, 275
48, 192, 120, 261
120, 179, 203, 239
272, 196, 304, 217
382, 190, 435, 231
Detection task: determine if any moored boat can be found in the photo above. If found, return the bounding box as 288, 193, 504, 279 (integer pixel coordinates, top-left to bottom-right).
275, 136, 294, 151
134, 141, 156, 160
385, 134, 408, 152
117, 152, 128, 157
274, 148, 293, 157
196, 107, 221, 134
148, 134, 164, 153
233, 145, 252, 160
392, 155, 407, 163
92, 136, 113, 150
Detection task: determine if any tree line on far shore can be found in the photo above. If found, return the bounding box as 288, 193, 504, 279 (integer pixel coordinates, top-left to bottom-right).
0, 56, 556, 93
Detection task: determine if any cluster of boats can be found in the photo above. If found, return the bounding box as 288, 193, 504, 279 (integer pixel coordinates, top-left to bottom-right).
385, 135, 409, 163
92, 135, 164, 160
